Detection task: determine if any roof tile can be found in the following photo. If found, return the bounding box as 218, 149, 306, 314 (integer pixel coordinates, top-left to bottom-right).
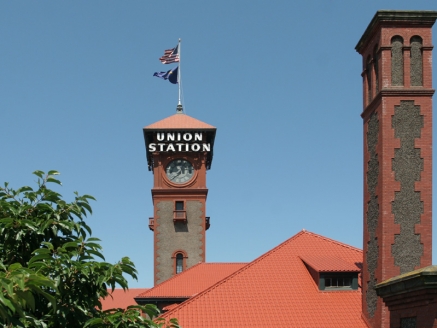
300, 255, 361, 272
136, 263, 246, 299
100, 288, 149, 310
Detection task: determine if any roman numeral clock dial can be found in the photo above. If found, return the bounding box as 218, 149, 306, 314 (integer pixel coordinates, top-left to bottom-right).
165, 159, 194, 184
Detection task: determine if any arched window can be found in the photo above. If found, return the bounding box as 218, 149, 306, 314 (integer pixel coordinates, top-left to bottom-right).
391, 36, 404, 86
172, 250, 187, 275
410, 36, 423, 86
373, 45, 379, 93
366, 55, 372, 104
176, 253, 184, 274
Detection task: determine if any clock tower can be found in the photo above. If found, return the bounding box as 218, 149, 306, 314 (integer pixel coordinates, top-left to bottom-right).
143, 105, 216, 285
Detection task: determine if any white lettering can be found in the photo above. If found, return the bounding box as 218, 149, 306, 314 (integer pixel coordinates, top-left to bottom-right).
176, 143, 184, 151
151, 132, 213, 153
166, 144, 175, 151
183, 133, 192, 141
157, 133, 165, 141
194, 133, 202, 141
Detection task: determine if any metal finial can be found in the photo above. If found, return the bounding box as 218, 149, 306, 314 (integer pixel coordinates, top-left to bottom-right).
176, 104, 183, 113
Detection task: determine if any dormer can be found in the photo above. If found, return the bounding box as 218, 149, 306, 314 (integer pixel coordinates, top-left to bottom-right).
300, 256, 361, 291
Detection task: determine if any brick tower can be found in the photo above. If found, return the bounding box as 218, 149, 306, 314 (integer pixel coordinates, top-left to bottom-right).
356, 11, 437, 328
143, 106, 216, 285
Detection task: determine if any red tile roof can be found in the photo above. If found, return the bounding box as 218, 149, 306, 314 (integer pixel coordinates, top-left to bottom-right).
100, 288, 149, 310
160, 230, 366, 328
136, 262, 246, 299
163, 303, 180, 311
300, 255, 361, 272
144, 113, 216, 130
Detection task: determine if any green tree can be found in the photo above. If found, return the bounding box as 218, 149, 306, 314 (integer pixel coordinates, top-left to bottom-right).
0, 171, 178, 328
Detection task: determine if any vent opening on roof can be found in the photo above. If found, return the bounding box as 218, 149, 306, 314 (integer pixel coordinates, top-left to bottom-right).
300, 256, 360, 291
319, 273, 358, 291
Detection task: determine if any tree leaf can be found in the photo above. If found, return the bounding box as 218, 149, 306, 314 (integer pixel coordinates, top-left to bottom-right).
47, 170, 60, 176
8, 263, 22, 271
46, 177, 62, 185
0, 292, 16, 312
32, 170, 45, 178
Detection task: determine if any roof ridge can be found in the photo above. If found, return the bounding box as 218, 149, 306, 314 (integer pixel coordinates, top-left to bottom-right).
105, 288, 149, 295
107, 288, 149, 291
200, 262, 248, 265
161, 230, 362, 318
302, 230, 362, 253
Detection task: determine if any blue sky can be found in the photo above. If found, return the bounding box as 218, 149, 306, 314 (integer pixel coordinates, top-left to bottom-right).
1, 1, 436, 288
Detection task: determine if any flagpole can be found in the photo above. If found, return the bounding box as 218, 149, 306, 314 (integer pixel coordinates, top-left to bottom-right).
178, 38, 182, 109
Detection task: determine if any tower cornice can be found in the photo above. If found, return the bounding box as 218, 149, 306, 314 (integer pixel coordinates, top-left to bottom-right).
151, 188, 208, 198
356, 10, 437, 54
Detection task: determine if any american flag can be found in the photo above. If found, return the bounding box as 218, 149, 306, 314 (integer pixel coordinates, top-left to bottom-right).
159, 45, 180, 64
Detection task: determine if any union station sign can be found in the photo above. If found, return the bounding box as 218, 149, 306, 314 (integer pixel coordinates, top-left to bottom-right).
148, 132, 211, 152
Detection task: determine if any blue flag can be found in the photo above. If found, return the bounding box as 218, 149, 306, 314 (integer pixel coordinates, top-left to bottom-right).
153, 66, 178, 84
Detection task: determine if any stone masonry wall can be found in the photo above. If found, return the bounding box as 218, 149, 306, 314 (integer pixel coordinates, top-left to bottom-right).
155, 200, 204, 284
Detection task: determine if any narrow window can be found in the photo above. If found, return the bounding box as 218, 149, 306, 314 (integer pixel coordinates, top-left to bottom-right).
174, 201, 187, 223
325, 277, 332, 287
176, 253, 183, 274
366, 55, 373, 104
175, 201, 184, 210
373, 45, 379, 93
410, 36, 423, 86
391, 36, 404, 86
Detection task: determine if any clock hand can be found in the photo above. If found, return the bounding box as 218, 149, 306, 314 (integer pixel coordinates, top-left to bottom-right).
179, 169, 187, 178
170, 169, 182, 180
170, 173, 179, 180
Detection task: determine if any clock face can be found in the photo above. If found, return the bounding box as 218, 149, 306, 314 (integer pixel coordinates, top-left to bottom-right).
166, 159, 195, 184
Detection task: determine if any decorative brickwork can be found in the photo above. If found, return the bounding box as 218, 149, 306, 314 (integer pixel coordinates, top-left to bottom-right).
410, 37, 423, 87
391, 101, 424, 274
391, 36, 404, 86
366, 112, 380, 317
